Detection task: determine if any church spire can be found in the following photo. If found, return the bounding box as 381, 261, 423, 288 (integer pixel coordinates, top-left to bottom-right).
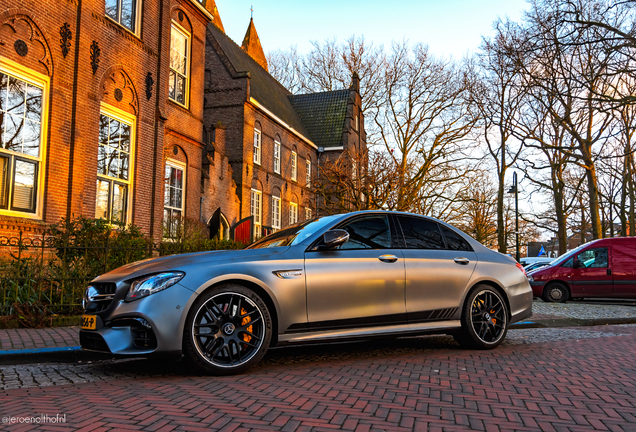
241, 17, 268, 72
206, 0, 225, 33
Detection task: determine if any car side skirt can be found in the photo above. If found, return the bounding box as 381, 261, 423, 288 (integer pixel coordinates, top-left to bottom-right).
277, 320, 461, 344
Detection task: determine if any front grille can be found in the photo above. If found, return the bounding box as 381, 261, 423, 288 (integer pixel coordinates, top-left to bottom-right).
84, 282, 117, 313
80, 331, 111, 352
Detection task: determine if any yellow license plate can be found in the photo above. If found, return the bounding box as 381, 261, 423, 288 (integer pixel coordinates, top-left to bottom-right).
81, 315, 97, 330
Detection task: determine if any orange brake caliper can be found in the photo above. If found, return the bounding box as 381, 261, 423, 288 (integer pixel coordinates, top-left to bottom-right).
241, 308, 252, 343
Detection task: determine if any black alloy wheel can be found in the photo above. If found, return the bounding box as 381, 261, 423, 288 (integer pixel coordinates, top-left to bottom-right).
184, 285, 272, 375
454, 285, 508, 349
543, 283, 569, 303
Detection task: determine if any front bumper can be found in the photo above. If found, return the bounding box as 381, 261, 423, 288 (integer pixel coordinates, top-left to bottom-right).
529, 281, 546, 297
79, 282, 195, 358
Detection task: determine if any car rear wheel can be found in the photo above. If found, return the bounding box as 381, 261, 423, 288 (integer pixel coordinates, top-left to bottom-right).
542, 282, 569, 303
454, 285, 508, 350
183, 284, 272, 375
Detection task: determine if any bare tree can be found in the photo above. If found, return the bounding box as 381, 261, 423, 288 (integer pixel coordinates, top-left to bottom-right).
373, 42, 478, 213
267, 45, 304, 93
508, 0, 622, 239
472, 19, 528, 253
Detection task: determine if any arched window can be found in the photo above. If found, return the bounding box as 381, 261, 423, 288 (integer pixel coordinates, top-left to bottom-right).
169, 21, 190, 107
253, 124, 262, 165
274, 137, 281, 174
0, 64, 49, 218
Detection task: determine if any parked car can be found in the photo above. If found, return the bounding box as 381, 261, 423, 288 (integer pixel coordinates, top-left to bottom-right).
80, 211, 533, 375
520, 257, 554, 267
523, 261, 552, 273
528, 237, 636, 302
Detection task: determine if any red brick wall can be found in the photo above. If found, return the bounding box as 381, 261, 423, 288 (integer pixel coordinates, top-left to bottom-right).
0, 0, 211, 242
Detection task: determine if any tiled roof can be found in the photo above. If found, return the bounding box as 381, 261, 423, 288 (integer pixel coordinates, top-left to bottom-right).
207, 24, 312, 140
289, 90, 350, 148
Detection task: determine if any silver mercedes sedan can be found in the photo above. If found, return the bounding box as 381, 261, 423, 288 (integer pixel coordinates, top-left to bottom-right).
80, 211, 532, 375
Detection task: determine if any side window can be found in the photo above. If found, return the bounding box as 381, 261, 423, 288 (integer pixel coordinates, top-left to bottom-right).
440, 225, 473, 252
561, 256, 574, 268
339, 215, 391, 250
577, 248, 608, 268
397, 216, 444, 249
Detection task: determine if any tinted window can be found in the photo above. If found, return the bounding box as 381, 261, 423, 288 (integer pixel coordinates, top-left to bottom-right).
440, 225, 473, 251
247, 215, 340, 249
397, 216, 444, 249
577, 248, 608, 268
339, 215, 391, 249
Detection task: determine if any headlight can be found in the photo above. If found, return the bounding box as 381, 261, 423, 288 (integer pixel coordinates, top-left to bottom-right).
126, 272, 184, 301
527, 275, 534, 282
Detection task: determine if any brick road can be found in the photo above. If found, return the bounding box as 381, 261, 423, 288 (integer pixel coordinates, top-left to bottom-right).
1, 326, 636, 431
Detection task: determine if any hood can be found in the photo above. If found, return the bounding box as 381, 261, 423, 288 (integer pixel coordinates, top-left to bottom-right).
92, 247, 289, 282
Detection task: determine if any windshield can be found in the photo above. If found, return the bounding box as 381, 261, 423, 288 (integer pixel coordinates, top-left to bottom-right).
246, 215, 341, 249
550, 241, 598, 266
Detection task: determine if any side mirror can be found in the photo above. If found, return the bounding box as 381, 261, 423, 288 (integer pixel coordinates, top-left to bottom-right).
573, 259, 583, 269
323, 229, 349, 249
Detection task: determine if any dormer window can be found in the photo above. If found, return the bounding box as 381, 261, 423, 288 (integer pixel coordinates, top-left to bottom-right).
105, 0, 140, 33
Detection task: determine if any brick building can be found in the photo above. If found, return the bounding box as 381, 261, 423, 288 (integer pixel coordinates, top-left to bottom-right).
0, 0, 366, 242
203, 17, 366, 241
0, 0, 220, 240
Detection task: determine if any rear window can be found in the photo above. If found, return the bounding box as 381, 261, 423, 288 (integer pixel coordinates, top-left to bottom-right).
397, 216, 444, 249
440, 225, 473, 251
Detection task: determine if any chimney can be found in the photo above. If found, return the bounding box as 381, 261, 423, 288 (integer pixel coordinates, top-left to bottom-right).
350, 72, 360, 93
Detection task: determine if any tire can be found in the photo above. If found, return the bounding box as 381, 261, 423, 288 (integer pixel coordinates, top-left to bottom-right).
542, 283, 569, 303
453, 284, 509, 350
183, 284, 272, 375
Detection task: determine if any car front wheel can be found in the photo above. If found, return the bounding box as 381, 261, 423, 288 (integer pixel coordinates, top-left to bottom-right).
454, 285, 509, 350
542, 282, 569, 303
183, 284, 272, 375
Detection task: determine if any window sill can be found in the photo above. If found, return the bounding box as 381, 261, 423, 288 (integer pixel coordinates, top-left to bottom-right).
168, 98, 190, 111
104, 15, 142, 41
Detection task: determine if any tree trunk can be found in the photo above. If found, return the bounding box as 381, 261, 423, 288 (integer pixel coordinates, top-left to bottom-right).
582, 152, 603, 239
554, 188, 568, 256
620, 158, 628, 237
628, 152, 636, 237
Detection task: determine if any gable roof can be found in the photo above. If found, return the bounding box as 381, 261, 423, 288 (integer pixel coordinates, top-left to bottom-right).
207, 23, 351, 149
289, 90, 350, 149
207, 24, 311, 139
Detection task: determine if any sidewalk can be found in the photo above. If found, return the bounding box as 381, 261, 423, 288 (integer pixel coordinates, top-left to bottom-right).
1, 300, 635, 361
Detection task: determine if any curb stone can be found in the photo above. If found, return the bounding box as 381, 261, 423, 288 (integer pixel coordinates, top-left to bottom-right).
1, 317, 636, 365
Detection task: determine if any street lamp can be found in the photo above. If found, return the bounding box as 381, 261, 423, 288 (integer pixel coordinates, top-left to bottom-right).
507, 171, 520, 262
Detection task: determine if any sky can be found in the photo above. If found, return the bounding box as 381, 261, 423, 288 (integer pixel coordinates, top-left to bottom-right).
215, 0, 530, 58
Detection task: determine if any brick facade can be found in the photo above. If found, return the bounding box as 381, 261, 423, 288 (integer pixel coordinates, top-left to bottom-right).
203, 19, 367, 239
0, 0, 366, 242
0, 0, 217, 240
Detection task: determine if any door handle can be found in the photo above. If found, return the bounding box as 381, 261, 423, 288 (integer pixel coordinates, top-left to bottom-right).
454, 257, 470, 265
379, 254, 398, 263
607, 269, 612, 276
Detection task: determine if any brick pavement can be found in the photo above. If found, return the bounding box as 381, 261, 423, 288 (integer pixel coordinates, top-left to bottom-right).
0, 327, 79, 351
1, 325, 636, 431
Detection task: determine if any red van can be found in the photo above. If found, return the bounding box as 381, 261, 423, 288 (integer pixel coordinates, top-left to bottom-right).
528, 237, 636, 302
